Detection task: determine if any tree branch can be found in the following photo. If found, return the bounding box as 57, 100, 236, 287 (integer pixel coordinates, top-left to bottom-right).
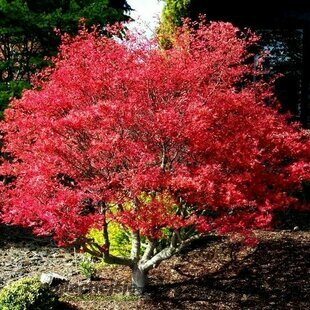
160, 142, 167, 171
141, 233, 204, 272
141, 245, 176, 272
131, 230, 141, 262
102, 207, 110, 253
102, 252, 133, 267
141, 238, 156, 262
82, 238, 133, 267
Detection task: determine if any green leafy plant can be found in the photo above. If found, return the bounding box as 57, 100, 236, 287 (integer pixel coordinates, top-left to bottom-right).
0, 277, 58, 310
79, 256, 97, 280
87, 222, 131, 259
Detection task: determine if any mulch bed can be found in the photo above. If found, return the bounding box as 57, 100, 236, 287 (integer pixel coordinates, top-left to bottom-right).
1, 224, 309, 309
58, 230, 309, 310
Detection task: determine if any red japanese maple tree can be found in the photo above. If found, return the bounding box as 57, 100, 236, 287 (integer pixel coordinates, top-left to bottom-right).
0, 21, 309, 290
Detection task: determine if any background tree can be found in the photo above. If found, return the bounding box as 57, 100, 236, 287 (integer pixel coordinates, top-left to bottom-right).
0, 0, 131, 117
158, 0, 190, 47
0, 21, 309, 291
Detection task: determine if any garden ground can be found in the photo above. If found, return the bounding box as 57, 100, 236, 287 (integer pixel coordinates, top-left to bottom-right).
0, 225, 309, 309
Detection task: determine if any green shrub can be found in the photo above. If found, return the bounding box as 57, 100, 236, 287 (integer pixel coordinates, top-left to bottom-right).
0, 277, 58, 310
79, 256, 97, 280
87, 222, 131, 258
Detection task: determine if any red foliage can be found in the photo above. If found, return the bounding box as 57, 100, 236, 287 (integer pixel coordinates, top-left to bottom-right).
0, 21, 309, 246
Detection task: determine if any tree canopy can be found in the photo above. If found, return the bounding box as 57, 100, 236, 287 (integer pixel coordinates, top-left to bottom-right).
0, 20, 309, 290
0, 0, 131, 116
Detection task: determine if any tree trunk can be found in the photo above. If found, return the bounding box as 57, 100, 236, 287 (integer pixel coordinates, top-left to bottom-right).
132, 265, 148, 293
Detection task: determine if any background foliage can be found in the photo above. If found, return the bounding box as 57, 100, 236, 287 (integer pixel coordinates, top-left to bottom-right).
0, 0, 131, 117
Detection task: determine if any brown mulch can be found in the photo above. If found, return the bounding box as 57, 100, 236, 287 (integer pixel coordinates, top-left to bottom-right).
59, 230, 310, 310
